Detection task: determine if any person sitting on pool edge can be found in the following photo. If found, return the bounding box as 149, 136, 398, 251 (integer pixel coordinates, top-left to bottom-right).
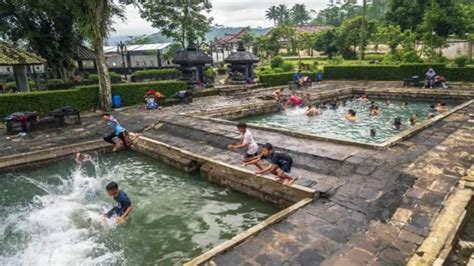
227, 122, 261, 168
345, 109, 357, 122
243, 143, 297, 185
103, 182, 132, 224
305, 105, 321, 117
272, 87, 284, 101
287, 93, 303, 107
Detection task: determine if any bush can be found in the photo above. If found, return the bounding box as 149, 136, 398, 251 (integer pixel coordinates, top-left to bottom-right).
281, 62, 294, 72
260, 71, 317, 87
271, 56, 284, 69
401, 51, 422, 63
272, 67, 284, 73
323, 64, 474, 81
131, 68, 179, 82
90, 72, 122, 83
204, 67, 215, 78
0, 81, 188, 118
454, 55, 469, 67
4, 80, 36, 91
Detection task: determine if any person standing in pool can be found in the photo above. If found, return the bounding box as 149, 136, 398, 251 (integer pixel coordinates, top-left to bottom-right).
227, 122, 261, 167
104, 182, 132, 224
243, 143, 297, 185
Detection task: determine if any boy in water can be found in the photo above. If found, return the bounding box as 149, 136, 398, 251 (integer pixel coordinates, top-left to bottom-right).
103, 182, 132, 224
305, 105, 321, 117
393, 117, 402, 130
227, 123, 260, 167
345, 109, 357, 122
75, 152, 92, 166
243, 143, 297, 185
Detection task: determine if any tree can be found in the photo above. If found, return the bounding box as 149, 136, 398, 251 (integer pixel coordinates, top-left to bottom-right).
373, 24, 403, 54
313, 29, 339, 58
0, 0, 82, 79
386, 0, 428, 31
291, 4, 311, 25
265, 6, 279, 26
336, 16, 375, 59
67, 0, 123, 111
240, 31, 255, 50
276, 4, 291, 25
125, 35, 154, 45
139, 0, 212, 48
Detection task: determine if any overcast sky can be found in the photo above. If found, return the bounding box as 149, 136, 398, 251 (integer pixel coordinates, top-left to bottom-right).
112, 0, 329, 37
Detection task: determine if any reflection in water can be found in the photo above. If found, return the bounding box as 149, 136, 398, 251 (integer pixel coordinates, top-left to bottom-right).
0, 151, 276, 265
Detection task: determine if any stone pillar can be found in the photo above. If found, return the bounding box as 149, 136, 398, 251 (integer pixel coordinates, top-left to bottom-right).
13, 65, 30, 92
157, 50, 162, 68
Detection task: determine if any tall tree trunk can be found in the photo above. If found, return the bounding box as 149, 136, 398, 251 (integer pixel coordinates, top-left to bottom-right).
94, 1, 112, 111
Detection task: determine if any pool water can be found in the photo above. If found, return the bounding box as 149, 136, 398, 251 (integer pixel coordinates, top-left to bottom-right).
0, 151, 277, 265
239, 99, 452, 144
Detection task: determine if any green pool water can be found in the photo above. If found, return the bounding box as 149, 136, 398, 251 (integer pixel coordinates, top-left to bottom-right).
0, 151, 277, 265
239, 99, 453, 144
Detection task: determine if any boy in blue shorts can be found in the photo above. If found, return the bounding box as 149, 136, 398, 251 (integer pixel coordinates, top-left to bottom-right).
243, 143, 297, 185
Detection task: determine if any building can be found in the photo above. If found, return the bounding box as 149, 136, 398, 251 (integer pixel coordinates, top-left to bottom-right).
212, 28, 249, 63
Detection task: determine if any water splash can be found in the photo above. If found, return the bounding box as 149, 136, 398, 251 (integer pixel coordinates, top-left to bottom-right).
0, 159, 123, 266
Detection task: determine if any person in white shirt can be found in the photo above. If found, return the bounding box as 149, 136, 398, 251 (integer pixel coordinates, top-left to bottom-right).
227, 122, 262, 169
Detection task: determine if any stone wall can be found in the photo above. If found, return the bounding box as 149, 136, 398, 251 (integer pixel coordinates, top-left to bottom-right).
132, 136, 315, 208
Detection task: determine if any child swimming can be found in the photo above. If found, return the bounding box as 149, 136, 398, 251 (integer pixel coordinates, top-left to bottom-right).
345, 109, 357, 122
409, 113, 417, 126
393, 117, 402, 130
75, 152, 92, 166
305, 105, 321, 117
370, 105, 380, 116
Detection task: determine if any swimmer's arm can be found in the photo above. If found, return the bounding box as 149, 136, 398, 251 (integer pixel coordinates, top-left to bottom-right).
118, 206, 132, 224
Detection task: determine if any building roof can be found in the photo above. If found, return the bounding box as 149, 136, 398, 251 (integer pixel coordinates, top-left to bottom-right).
224, 43, 260, 64
74, 45, 96, 60
0, 43, 45, 66
214, 28, 248, 46
103, 43, 171, 54
172, 42, 213, 65
292, 25, 333, 34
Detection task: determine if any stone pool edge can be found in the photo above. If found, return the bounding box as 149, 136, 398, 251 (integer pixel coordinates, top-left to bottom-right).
0, 139, 112, 171
132, 136, 316, 207
183, 197, 314, 266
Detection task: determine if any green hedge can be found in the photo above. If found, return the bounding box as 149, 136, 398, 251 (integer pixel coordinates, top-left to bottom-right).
259, 71, 317, 87
131, 68, 179, 82
0, 81, 187, 118
323, 64, 474, 81
90, 72, 122, 83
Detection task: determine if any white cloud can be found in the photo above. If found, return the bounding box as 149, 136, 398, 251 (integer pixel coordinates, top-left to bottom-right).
112, 0, 329, 37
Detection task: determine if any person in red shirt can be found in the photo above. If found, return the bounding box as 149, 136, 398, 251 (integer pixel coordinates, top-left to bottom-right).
287, 94, 302, 107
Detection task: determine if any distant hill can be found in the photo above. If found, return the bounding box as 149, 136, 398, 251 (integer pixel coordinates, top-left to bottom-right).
106, 26, 272, 45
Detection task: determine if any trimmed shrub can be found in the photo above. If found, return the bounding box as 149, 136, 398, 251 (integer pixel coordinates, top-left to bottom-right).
271, 56, 284, 69
272, 67, 284, 73
0, 81, 187, 118
454, 55, 469, 67
90, 72, 122, 83
281, 62, 294, 72
259, 71, 317, 87
131, 68, 179, 82
323, 64, 474, 81
324, 65, 400, 80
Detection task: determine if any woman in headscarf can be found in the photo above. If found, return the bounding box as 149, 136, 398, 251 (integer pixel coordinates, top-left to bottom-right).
423, 68, 436, 89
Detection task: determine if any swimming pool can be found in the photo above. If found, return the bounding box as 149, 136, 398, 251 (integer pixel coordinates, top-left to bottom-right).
239, 99, 453, 144
0, 151, 277, 265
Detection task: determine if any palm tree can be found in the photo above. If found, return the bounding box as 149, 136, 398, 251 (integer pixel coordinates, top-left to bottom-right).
66, 0, 123, 111
276, 4, 290, 25
265, 6, 279, 25
291, 4, 311, 25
